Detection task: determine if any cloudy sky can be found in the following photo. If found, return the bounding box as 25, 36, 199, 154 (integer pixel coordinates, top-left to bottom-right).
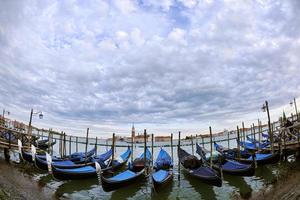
0, 0, 300, 138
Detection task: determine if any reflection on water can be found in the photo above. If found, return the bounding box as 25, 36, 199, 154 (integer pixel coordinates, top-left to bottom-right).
55, 178, 98, 198
254, 165, 275, 185
183, 171, 217, 200
151, 178, 173, 200
110, 180, 148, 200
225, 175, 252, 199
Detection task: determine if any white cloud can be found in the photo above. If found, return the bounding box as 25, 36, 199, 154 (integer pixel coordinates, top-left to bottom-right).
178, 0, 198, 8
143, 0, 174, 11
113, 0, 137, 14
130, 28, 145, 46
167, 28, 186, 44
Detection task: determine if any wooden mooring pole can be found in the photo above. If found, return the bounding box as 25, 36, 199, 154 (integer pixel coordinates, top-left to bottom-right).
227, 131, 230, 149
84, 128, 89, 163
48, 129, 52, 155
209, 127, 213, 168
191, 135, 194, 156
237, 126, 240, 159
112, 133, 115, 168
4, 148, 10, 161
76, 136, 78, 152
171, 133, 173, 163
95, 137, 98, 156
258, 119, 261, 143
63, 132, 66, 157
59, 132, 62, 157
253, 123, 256, 145
143, 129, 147, 171
131, 129, 134, 163
69, 136, 72, 155
242, 122, 245, 143
178, 131, 181, 181
151, 134, 154, 167
265, 101, 274, 154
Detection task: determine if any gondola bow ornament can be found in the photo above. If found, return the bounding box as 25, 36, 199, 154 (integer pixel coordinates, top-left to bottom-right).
18, 139, 23, 160
46, 152, 52, 174
31, 144, 36, 162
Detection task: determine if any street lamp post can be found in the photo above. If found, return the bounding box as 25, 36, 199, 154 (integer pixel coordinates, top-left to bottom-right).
27, 108, 43, 144
262, 101, 273, 153
2, 109, 10, 126
290, 97, 299, 121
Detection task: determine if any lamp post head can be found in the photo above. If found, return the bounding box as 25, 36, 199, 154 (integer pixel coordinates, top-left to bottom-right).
39, 113, 43, 119
261, 104, 266, 112
290, 101, 293, 107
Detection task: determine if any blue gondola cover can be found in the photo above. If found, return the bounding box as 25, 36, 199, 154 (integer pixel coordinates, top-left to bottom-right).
109, 170, 136, 181
152, 169, 168, 183
155, 149, 172, 169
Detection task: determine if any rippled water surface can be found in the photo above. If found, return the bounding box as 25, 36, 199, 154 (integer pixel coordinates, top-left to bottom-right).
5, 135, 300, 200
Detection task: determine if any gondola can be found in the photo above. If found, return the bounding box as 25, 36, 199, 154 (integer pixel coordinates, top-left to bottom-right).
196, 143, 255, 176
48, 148, 131, 180
21, 145, 96, 163
214, 142, 280, 165
178, 147, 222, 187
131, 147, 152, 172
95, 147, 152, 192
151, 148, 173, 191
35, 139, 57, 150
35, 148, 112, 170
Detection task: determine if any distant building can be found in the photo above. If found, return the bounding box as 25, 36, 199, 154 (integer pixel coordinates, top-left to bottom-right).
155, 136, 171, 142
124, 124, 150, 143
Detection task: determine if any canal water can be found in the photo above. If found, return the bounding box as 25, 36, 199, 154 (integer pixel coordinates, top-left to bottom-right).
4, 133, 300, 200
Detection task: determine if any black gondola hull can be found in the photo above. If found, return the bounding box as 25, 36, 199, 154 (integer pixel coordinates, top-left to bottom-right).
231, 152, 280, 165
21, 150, 34, 163
181, 166, 222, 187
52, 166, 96, 180
35, 155, 94, 170
178, 147, 222, 187
51, 161, 128, 180
101, 170, 147, 192
152, 171, 173, 191
212, 163, 255, 176
35, 156, 48, 170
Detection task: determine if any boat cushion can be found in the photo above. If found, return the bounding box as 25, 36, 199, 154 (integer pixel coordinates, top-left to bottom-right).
247, 153, 272, 161
240, 141, 257, 150
222, 160, 250, 170
36, 155, 61, 161
109, 170, 136, 181
192, 166, 216, 177
152, 170, 168, 183
53, 160, 76, 167
155, 149, 172, 170
120, 149, 131, 161
94, 149, 112, 161
182, 155, 201, 169
56, 166, 95, 173
138, 147, 152, 161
